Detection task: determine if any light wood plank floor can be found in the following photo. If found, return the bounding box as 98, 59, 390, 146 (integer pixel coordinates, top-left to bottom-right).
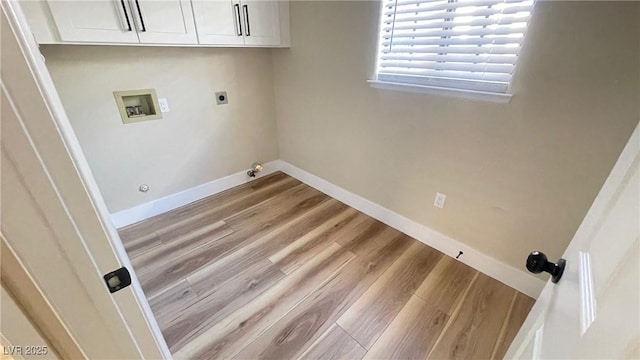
119, 172, 534, 359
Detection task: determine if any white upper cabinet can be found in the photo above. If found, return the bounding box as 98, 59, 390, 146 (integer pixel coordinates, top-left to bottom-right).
240, 0, 280, 46
192, 0, 282, 46
47, 1, 140, 43
23, 0, 289, 47
48, 0, 197, 44
192, 0, 244, 45
132, 0, 197, 44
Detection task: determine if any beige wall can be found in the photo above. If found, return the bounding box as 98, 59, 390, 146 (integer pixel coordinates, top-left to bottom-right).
40, 2, 639, 271
42, 45, 279, 213
271, 1, 640, 269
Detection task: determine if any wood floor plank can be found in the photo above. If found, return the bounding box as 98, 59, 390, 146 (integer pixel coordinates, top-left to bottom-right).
131, 220, 234, 274
428, 273, 516, 360
182, 172, 294, 211
119, 173, 299, 246
172, 243, 356, 359
120, 175, 300, 266
163, 259, 286, 351
298, 324, 367, 360
151, 176, 303, 243
232, 232, 414, 360
137, 230, 243, 298
415, 255, 477, 316
334, 217, 388, 248
137, 185, 327, 297
118, 172, 296, 241
337, 241, 443, 349
248, 172, 294, 190
363, 295, 449, 360
268, 209, 365, 274
148, 280, 197, 330
123, 232, 162, 259
490, 292, 535, 359
222, 185, 326, 232
186, 199, 349, 296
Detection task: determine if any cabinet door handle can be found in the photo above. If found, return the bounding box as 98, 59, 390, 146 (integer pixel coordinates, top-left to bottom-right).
243, 4, 250, 36
134, 0, 147, 32
234, 4, 243, 36
119, 0, 132, 31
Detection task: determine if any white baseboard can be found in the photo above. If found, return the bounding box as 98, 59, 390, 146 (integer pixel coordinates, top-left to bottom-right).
110, 160, 282, 228
276, 160, 545, 299
110, 159, 544, 298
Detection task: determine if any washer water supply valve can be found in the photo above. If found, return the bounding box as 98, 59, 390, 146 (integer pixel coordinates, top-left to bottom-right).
247, 162, 263, 178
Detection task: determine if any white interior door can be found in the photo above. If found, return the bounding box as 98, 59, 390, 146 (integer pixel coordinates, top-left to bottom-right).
240, 0, 280, 46
1, 2, 169, 359
192, 0, 245, 45
506, 123, 640, 359
132, 0, 197, 44
47, 0, 140, 43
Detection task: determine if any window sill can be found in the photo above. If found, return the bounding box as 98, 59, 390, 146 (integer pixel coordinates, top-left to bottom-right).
368, 80, 512, 104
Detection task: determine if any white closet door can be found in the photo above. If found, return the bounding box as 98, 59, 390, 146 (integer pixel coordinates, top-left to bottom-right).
192, 0, 245, 45
47, 1, 140, 43
240, 0, 280, 46
1, 2, 167, 358
132, 0, 198, 44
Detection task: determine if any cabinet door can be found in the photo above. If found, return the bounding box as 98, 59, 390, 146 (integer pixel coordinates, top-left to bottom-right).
192, 0, 244, 45
132, 0, 198, 44
47, 1, 140, 43
240, 0, 280, 46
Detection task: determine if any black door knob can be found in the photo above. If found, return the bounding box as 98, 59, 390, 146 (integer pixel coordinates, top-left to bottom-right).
526, 251, 566, 284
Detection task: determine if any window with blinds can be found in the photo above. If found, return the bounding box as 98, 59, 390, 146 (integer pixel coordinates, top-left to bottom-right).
376, 0, 535, 94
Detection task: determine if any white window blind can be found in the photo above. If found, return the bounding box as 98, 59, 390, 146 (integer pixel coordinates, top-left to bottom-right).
377, 0, 534, 94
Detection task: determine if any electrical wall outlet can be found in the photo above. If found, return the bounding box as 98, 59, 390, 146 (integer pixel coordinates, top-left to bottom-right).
433, 192, 447, 209
158, 98, 170, 113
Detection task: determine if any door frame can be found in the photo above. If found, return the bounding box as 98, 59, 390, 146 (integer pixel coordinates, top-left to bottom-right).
1, 1, 171, 358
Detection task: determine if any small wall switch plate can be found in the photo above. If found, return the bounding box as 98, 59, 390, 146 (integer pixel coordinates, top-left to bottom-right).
215, 91, 228, 105
158, 98, 170, 113
434, 192, 447, 209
